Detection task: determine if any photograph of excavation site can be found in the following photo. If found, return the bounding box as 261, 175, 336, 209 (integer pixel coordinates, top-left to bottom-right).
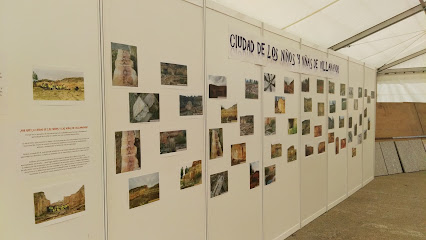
161, 62, 187, 86
180, 160, 202, 190
32, 68, 84, 101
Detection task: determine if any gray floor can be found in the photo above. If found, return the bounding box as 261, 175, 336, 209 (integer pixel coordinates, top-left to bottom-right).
288, 171, 426, 240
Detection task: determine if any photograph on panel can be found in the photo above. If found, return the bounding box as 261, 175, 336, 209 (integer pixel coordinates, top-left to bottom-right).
284, 77, 294, 94
264, 73, 276, 92
245, 79, 258, 99
115, 130, 141, 174
341, 138, 347, 149
368, 118, 371, 130
354, 99, 358, 110
265, 117, 276, 136
305, 144, 314, 157
231, 143, 246, 166
354, 124, 358, 135
160, 62, 187, 86
318, 102, 325, 116
32, 67, 84, 101
301, 77, 309, 92
359, 113, 363, 126
364, 130, 368, 140
240, 115, 254, 136
275, 96, 286, 113
250, 161, 260, 189
328, 132, 335, 144
129, 172, 160, 209
304, 97, 312, 112
349, 117, 353, 128
364, 108, 368, 117
371, 91, 375, 99
358, 134, 363, 144
160, 130, 187, 155
180, 160, 202, 190
367, 96, 371, 103
339, 116, 345, 128
336, 137, 340, 154
221, 103, 238, 123
264, 164, 276, 185
329, 80, 335, 94
348, 131, 353, 143
210, 171, 228, 198
328, 116, 335, 129
329, 100, 336, 113
111, 42, 138, 87
317, 79, 324, 93
179, 95, 203, 116
302, 119, 310, 135
348, 87, 354, 98
342, 98, 347, 110
34, 182, 85, 225
318, 141, 326, 154
340, 83, 346, 96
364, 88, 367, 97
208, 75, 227, 98
288, 118, 297, 134
288, 145, 297, 162
129, 93, 160, 123
358, 87, 362, 98
352, 148, 357, 157
209, 128, 223, 159
313, 124, 322, 137
271, 143, 282, 159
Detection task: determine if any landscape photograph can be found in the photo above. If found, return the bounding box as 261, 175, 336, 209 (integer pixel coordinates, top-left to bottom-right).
231, 143, 246, 166
302, 120, 310, 135
264, 73, 276, 92
339, 116, 345, 128
129, 93, 160, 123
240, 115, 254, 136
305, 144, 314, 157
288, 118, 297, 134
209, 128, 223, 159
180, 160, 202, 190
34, 183, 85, 225
304, 97, 312, 112
336, 137, 340, 154
341, 138, 347, 149
329, 81, 335, 94
352, 148, 357, 157
348, 131, 353, 143
210, 171, 228, 198
115, 130, 141, 174
129, 172, 160, 209
318, 141, 326, 154
275, 96, 286, 113
111, 42, 138, 87
349, 87, 354, 98
284, 77, 294, 94
209, 75, 227, 98
328, 132, 335, 143
301, 78, 309, 92
287, 145, 297, 162
340, 83, 346, 96
160, 130, 187, 154
161, 62, 187, 86
264, 164, 276, 185
265, 117, 276, 135
317, 79, 324, 93
328, 116, 335, 129
221, 104, 238, 123
33, 68, 84, 101
271, 143, 282, 159
342, 98, 347, 110
318, 102, 325, 116
354, 99, 358, 110
349, 117, 353, 128
245, 79, 258, 99
314, 125, 322, 137
250, 162, 260, 189
180, 95, 203, 116
329, 100, 336, 113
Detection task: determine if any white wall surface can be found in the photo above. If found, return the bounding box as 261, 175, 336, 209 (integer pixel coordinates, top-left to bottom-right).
377, 72, 426, 103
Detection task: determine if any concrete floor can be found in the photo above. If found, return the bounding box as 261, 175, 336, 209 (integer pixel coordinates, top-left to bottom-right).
288, 171, 426, 240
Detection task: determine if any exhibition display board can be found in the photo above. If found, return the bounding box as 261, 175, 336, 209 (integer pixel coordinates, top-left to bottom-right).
0, 1, 377, 240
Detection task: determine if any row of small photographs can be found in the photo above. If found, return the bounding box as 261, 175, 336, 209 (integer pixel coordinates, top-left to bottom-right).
209, 76, 260, 99
327, 116, 346, 130
301, 78, 347, 96
111, 42, 187, 87
303, 98, 347, 114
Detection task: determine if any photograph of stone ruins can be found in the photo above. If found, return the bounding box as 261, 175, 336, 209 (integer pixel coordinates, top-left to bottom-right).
111, 42, 138, 87
115, 130, 141, 174
209, 128, 223, 159
231, 143, 246, 166
34, 185, 85, 224
161, 62, 187, 86
129, 93, 160, 123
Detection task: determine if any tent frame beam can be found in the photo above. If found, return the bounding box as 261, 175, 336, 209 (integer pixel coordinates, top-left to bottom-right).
329, 4, 425, 51
377, 67, 426, 75
377, 49, 426, 72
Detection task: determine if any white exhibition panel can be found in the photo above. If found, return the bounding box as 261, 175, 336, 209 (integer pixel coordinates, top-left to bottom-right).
363, 67, 376, 185
0, 0, 104, 240
326, 53, 349, 209
103, 0, 206, 239
300, 44, 328, 227
347, 61, 365, 196
206, 7, 263, 240
262, 31, 301, 240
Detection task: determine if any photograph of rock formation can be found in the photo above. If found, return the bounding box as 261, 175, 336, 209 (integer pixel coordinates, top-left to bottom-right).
301, 77, 309, 92
329, 100, 336, 113
275, 96, 285, 114
349, 87, 354, 98
32, 68, 84, 101
328, 116, 335, 129
284, 77, 294, 94
317, 79, 324, 94
111, 42, 138, 87
129, 93, 160, 123
314, 125, 322, 137
349, 117, 353, 128
304, 97, 312, 112
264, 117, 276, 136
210, 171, 228, 198
245, 79, 258, 99
318, 102, 325, 116
271, 143, 282, 159
358, 87, 362, 98
342, 98, 347, 110
287, 145, 297, 162
336, 137, 340, 154
209, 128, 223, 160
221, 104, 237, 123
180, 160, 202, 190
240, 115, 254, 136
180, 95, 203, 116
339, 116, 345, 128
348, 131, 353, 143
264, 164, 276, 185
161, 62, 187, 86
318, 141, 326, 154
115, 130, 141, 174
352, 147, 357, 157
328, 132, 335, 144
340, 83, 346, 96
302, 119, 310, 135
129, 172, 160, 209
34, 183, 85, 225
288, 118, 297, 135
341, 138, 347, 149
264, 73, 276, 92
231, 143, 246, 166
209, 75, 227, 98
329, 80, 335, 94
160, 130, 187, 154
305, 144, 314, 157
250, 161, 259, 189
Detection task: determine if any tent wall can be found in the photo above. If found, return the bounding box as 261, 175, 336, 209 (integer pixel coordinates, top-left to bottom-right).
377, 72, 426, 103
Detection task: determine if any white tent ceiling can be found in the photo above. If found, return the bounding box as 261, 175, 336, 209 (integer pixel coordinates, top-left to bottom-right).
211, 0, 426, 69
